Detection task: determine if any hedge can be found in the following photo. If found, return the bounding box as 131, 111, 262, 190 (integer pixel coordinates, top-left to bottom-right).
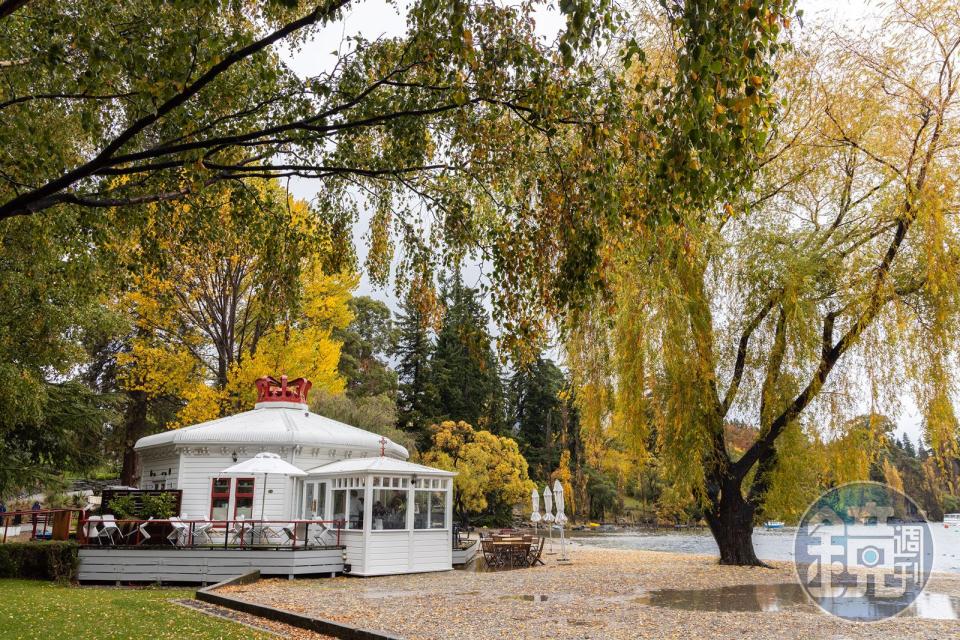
0, 542, 79, 582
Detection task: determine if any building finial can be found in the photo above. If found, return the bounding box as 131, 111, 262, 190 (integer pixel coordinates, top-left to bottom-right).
254, 375, 312, 405
379, 436, 387, 457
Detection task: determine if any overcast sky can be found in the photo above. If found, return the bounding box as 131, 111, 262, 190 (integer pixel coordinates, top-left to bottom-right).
279, 1, 925, 442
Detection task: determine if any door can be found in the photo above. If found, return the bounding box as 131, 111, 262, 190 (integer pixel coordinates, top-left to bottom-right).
303, 480, 328, 519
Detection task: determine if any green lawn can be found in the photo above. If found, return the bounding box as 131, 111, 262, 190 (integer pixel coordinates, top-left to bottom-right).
0, 580, 273, 640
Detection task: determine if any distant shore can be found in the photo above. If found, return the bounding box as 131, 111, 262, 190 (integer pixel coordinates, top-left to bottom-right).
222, 546, 960, 639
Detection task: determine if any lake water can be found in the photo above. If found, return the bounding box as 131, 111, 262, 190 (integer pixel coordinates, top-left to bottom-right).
570, 524, 960, 573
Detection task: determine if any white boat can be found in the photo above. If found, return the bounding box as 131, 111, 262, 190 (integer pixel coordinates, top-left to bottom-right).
764, 520, 785, 530
944, 513, 960, 530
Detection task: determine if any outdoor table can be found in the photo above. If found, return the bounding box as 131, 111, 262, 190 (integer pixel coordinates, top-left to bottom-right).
492, 540, 532, 567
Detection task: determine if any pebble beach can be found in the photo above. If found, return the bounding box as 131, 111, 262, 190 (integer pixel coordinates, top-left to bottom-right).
219, 545, 960, 639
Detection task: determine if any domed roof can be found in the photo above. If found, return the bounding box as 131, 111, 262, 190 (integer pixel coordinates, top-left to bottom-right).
134, 401, 409, 459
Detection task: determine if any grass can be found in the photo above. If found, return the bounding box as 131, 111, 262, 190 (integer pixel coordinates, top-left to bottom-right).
0, 579, 274, 640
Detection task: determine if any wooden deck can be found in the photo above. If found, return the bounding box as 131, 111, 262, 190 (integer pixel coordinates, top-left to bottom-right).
78, 546, 345, 584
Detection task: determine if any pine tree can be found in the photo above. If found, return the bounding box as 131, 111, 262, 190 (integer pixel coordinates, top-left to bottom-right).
395, 282, 438, 442
431, 270, 505, 433
508, 356, 565, 478
903, 434, 917, 459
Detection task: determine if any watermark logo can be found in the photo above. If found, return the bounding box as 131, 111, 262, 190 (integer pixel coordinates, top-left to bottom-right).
793, 481, 934, 621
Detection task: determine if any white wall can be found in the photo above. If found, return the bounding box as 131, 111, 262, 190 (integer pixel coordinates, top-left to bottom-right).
176, 452, 297, 522
140, 455, 180, 491
352, 529, 451, 576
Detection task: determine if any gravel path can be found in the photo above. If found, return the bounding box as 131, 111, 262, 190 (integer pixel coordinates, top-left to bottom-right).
220, 546, 960, 639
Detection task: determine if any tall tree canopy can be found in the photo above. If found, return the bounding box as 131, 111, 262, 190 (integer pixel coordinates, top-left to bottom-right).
0, 0, 615, 223
569, 0, 960, 564
106, 180, 353, 483
335, 296, 399, 399
431, 271, 505, 433
508, 355, 566, 478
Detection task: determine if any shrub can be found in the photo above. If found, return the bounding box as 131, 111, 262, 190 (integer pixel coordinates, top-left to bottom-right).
140, 493, 175, 519
0, 542, 79, 582
106, 495, 138, 520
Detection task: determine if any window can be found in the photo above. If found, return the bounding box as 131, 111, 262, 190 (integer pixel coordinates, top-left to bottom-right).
372, 488, 408, 530
234, 477, 255, 519
414, 490, 447, 529
332, 489, 346, 524
210, 478, 231, 520
305, 483, 315, 517
347, 488, 365, 529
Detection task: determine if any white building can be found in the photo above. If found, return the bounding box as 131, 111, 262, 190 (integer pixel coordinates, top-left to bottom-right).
133, 375, 455, 576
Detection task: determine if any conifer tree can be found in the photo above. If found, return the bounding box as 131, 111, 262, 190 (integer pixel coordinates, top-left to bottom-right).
508, 356, 565, 478
395, 277, 438, 441
431, 270, 505, 433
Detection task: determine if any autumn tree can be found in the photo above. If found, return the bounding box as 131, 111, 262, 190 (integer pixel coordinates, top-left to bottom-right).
0, 0, 615, 223
110, 180, 353, 483
569, 1, 960, 564
420, 420, 534, 526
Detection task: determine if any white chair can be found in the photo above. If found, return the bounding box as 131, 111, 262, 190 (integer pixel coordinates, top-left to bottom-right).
192, 520, 214, 544
127, 517, 153, 545
83, 516, 105, 545
166, 517, 189, 546
310, 522, 337, 546
228, 516, 250, 545
100, 515, 122, 544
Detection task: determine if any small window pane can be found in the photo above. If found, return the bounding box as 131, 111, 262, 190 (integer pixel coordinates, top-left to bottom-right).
372, 488, 408, 530
429, 491, 446, 529
347, 488, 364, 529
333, 489, 347, 524
414, 491, 429, 529
211, 497, 229, 521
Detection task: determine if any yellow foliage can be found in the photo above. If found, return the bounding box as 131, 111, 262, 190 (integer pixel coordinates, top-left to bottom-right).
422, 420, 535, 517
116, 340, 199, 399
172, 383, 223, 429
113, 179, 355, 427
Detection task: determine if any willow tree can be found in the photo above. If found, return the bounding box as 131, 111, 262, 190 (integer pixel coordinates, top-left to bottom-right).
569, 0, 960, 564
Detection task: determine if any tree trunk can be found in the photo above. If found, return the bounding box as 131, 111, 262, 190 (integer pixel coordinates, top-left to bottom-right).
120, 390, 148, 487
705, 481, 764, 566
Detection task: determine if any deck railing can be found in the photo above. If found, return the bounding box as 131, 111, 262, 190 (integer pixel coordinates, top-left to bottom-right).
78, 516, 344, 550
0, 508, 85, 543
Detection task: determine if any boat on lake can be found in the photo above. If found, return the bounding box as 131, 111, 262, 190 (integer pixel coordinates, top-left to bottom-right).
945, 514, 960, 530
764, 520, 785, 530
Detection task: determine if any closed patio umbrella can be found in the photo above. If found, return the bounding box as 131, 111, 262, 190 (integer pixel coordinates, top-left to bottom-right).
220, 452, 307, 523
553, 479, 569, 561
542, 486, 554, 523
530, 488, 541, 536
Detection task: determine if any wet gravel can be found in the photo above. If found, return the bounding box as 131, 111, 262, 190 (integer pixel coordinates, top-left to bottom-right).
218, 546, 960, 639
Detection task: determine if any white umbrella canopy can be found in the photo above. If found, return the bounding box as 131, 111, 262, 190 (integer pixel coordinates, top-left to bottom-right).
530, 488, 542, 524
553, 479, 567, 525
220, 452, 307, 523
221, 452, 307, 477
542, 486, 555, 523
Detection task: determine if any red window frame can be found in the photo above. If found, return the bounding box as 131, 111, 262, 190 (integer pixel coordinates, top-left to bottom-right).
210, 477, 231, 520
233, 477, 255, 518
